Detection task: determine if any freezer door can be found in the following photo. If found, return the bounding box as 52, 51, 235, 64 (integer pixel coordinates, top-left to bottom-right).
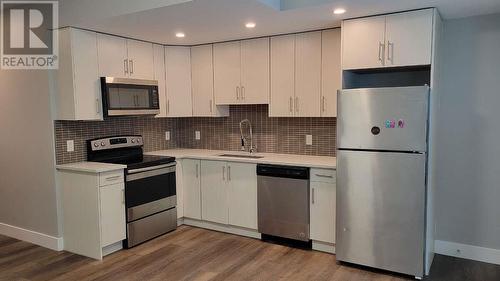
336, 150, 426, 277
337, 86, 429, 152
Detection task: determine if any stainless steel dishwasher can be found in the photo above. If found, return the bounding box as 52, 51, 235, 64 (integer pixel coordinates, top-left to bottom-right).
257, 164, 310, 242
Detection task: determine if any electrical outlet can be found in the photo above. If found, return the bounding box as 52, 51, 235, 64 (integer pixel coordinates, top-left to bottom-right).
66, 140, 74, 152
195, 131, 201, 140
165, 131, 170, 141
306, 135, 313, 146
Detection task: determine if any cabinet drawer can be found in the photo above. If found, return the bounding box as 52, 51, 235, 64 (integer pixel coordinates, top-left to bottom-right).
311, 168, 336, 183
99, 170, 124, 187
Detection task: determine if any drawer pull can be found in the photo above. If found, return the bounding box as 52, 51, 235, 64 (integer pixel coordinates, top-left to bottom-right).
315, 174, 333, 178
105, 175, 121, 181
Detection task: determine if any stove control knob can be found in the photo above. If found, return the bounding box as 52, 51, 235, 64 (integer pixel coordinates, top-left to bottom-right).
136, 138, 141, 143
101, 141, 105, 146
131, 139, 135, 143
93, 143, 99, 147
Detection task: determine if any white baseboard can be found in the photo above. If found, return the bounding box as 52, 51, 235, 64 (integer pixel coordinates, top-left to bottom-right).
312, 240, 335, 254
102, 241, 123, 256
183, 218, 261, 239
0, 222, 63, 251
435, 240, 500, 265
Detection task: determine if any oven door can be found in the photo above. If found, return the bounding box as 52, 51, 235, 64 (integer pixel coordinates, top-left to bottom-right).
101, 77, 160, 117
125, 163, 176, 222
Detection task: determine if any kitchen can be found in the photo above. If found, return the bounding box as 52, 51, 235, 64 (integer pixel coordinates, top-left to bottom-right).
1, 1, 500, 280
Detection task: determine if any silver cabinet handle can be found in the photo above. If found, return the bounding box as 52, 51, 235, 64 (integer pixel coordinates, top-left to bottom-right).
196, 163, 199, 178
295, 97, 299, 113
167, 100, 170, 115
289, 96, 293, 113
96, 98, 100, 113
129, 59, 134, 74
105, 175, 121, 181
236, 86, 240, 100
228, 165, 231, 181
241, 86, 245, 100
209, 99, 213, 113
312, 188, 315, 204
378, 42, 385, 65
315, 174, 333, 178
122, 189, 125, 204
124, 59, 128, 75
387, 41, 394, 64
321, 96, 325, 112
222, 166, 225, 181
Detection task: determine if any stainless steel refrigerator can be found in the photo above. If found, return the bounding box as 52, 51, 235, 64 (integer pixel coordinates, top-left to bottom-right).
336, 86, 429, 278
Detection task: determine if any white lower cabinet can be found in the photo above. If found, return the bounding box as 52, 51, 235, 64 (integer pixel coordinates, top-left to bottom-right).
100, 183, 126, 247
227, 162, 258, 229
199, 160, 257, 229
58, 169, 126, 260
310, 168, 336, 251
182, 159, 202, 220
201, 160, 229, 224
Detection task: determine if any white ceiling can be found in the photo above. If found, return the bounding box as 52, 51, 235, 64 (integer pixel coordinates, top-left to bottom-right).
59, 0, 500, 45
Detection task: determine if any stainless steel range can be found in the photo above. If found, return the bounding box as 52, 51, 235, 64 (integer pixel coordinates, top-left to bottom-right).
87, 136, 177, 248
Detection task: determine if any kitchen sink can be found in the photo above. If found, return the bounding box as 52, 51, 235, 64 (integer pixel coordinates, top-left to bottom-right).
217, 153, 264, 159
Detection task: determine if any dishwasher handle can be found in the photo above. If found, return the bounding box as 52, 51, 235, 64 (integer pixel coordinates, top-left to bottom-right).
256, 164, 309, 180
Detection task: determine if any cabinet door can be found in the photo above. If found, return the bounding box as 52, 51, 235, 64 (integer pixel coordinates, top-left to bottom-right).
295, 31, 321, 117
153, 44, 167, 117
70, 29, 102, 120
385, 9, 433, 67
227, 163, 257, 229
240, 38, 269, 104
126, 39, 154, 80
213, 41, 241, 104
100, 183, 126, 247
191, 45, 215, 117
97, 34, 128, 77
270, 35, 295, 117
342, 16, 386, 70
183, 159, 202, 220
201, 160, 228, 224
321, 29, 341, 117
310, 180, 336, 244
165, 46, 193, 117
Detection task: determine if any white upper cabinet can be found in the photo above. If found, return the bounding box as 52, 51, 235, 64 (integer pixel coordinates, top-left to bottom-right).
165, 46, 193, 117
270, 31, 329, 117
191, 44, 229, 117
97, 35, 154, 79
270, 35, 295, 117
240, 38, 270, 104
153, 44, 167, 117
56, 28, 102, 120
321, 29, 341, 117
342, 8, 434, 70
126, 40, 154, 80
214, 38, 269, 105
385, 9, 433, 67
97, 34, 128, 77
342, 15, 386, 70
295, 31, 321, 117
214, 41, 241, 104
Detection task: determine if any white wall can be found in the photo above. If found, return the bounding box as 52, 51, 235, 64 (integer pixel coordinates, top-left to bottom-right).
436, 13, 500, 250
0, 69, 59, 237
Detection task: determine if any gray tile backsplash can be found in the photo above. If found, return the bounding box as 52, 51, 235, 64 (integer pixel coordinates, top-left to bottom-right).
54, 105, 336, 165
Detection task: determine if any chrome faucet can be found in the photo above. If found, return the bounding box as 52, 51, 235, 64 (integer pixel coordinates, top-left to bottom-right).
239, 119, 256, 153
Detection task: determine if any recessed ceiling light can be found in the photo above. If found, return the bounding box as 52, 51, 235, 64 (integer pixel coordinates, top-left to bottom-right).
333, 8, 346, 15
245, 22, 256, 29
175, 32, 185, 38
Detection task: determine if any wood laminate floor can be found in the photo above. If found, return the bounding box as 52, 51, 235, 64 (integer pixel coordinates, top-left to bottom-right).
1, 226, 499, 281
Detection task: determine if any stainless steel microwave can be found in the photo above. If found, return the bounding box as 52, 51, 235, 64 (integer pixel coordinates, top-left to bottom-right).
101, 77, 160, 117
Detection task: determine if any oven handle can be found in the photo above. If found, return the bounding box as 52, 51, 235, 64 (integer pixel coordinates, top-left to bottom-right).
127, 163, 176, 174
127, 164, 176, 182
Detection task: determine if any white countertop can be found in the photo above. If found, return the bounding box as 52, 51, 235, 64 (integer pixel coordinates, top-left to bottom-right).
56, 162, 127, 173
146, 149, 336, 169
